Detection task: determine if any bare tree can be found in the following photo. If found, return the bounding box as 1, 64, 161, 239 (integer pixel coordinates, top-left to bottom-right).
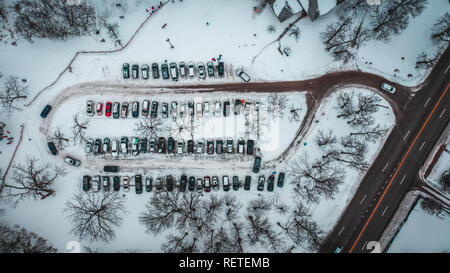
288, 104, 303, 122
431, 12, 450, 50
101, 17, 122, 48
50, 127, 69, 150
2, 157, 65, 205
415, 52, 437, 71
0, 224, 57, 253
336, 135, 369, 172
438, 169, 450, 194
420, 198, 443, 216
245, 213, 283, 252
267, 94, 288, 118
161, 232, 199, 253
0, 76, 28, 116
72, 113, 89, 145
65, 191, 127, 243
170, 117, 193, 140
134, 116, 166, 139
350, 124, 387, 143
315, 129, 337, 147
289, 26, 301, 42
336, 92, 383, 130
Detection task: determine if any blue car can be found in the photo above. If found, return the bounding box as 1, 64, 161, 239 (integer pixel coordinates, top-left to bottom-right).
40, 105, 52, 118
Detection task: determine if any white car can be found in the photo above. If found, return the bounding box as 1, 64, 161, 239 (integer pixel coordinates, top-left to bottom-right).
85, 138, 93, 153
188, 62, 195, 78
179, 102, 186, 118
170, 101, 178, 119
122, 176, 130, 192
196, 139, 204, 154
196, 103, 202, 117
236, 69, 250, 82
197, 62, 206, 79
381, 82, 396, 94
141, 64, 149, 79
92, 176, 101, 192
111, 140, 119, 156
64, 156, 80, 167
177, 140, 184, 154
203, 101, 210, 116
86, 101, 94, 116
214, 101, 221, 117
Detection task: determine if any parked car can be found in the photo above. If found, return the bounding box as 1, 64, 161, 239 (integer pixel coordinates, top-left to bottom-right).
232, 176, 239, 191
135, 175, 143, 194
381, 82, 396, 94
188, 62, 195, 78
113, 102, 120, 119
180, 174, 187, 192
207, 139, 214, 155
64, 156, 80, 167
244, 101, 251, 115
196, 139, 204, 154
168, 137, 175, 153
120, 137, 128, 155
140, 137, 147, 153
187, 176, 195, 191
103, 137, 110, 154
94, 138, 102, 154
236, 69, 250, 82
132, 101, 139, 118
96, 102, 103, 116
196, 102, 202, 117
121, 102, 129, 118
170, 101, 178, 119
161, 63, 169, 79
40, 105, 52, 118
204, 176, 211, 192
131, 137, 139, 156
152, 63, 160, 79
169, 62, 178, 81
247, 140, 254, 155
149, 137, 156, 152
83, 175, 91, 192
196, 178, 203, 192
166, 175, 174, 192
179, 102, 186, 118
267, 174, 275, 192
252, 157, 262, 173
103, 165, 119, 172
177, 140, 184, 154
197, 62, 206, 79
102, 176, 109, 191
132, 64, 139, 79
111, 140, 119, 156
122, 176, 130, 192
179, 62, 186, 77
155, 177, 163, 191
85, 138, 93, 153
244, 176, 251, 190
214, 101, 221, 117
150, 101, 158, 118
257, 176, 265, 191
207, 61, 214, 77
222, 176, 230, 191
277, 172, 285, 187
216, 139, 223, 155
48, 141, 58, 155
145, 176, 153, 192
218, 62, 224, 77
188, 101, 195, 116
92, 176, 101, 192
226, 138, 233, 153
223, 101, 230, 116
161, 102, 169, 118
104, 102, 112, 117
86, 100, 94, 116
141, 64, 149, 79
113, 176, 120, 191
187, 140, 194, 154
157, 137, 166, 153
142, 100, 150, 116
211, 176, 219, 191
203, 101, 210, 116
122, 63, 130, 79
238, 138, 245, 154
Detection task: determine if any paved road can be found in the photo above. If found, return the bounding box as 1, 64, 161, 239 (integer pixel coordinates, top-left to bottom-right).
320, 47, 450, 253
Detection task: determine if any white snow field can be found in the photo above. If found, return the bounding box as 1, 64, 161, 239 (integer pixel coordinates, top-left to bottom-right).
388, 198, 450, 253
426, 147, 450, 198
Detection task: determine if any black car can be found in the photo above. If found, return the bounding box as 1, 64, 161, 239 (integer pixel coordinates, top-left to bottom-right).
47, 141, 58, 155
152, 63, 160, 79
113, 176, 120, 191
234, 99, 242, 115
187, 140, 194, 154
207, 139, 214, 155
180, 175, 187, 192
232, 176, 239, 191
223, 101, 230, 117
188, 176, 196, 191
218, 62, 224, 76
94, 138, 102, 154
277, 172, 285, 187
166, 175, 174, 192
188, 101, 195, 117
244, 176, 251, 190
132, 101, 139, 118
82, 175, 91, 192
150, 101, 158, 118
102, 176, 110, 191
161, 63, 169, 79
207, 61, 214, 77
247, 140, 255, 155
257, 176, 265, 191
135, 175, 143, 194
267, 174, 275, 192
122, 63, 130, 79
140, 137, 147, 153
145, 177, 153, 192
157, 137, 166, 153
168, 137, 175, 153
222, 176, 230, 191
252, 156, 261, 173
132, 64, 139, 79
104, 165, 119, 172
216, 139, 223, 154
40, 105, 52, 118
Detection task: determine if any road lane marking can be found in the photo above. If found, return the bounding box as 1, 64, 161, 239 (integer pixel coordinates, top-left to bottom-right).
360, 194, 367, 204
446, 64, 450, 74
338, 226, 345, 236
403, 130, 411, 140
440, 108, 446, 119
349, 83, 450, 253
362, 241, 368, 251
424, 97, 431, 107
400, 174, 406, 185
382, 163, 389, 172
381, 206, 389, 217
419, 141, 426, 151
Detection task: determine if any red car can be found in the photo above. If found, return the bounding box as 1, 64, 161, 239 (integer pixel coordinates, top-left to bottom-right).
203, 176, 211, 192
105, 102, 112, 117
96, 102, 103, 116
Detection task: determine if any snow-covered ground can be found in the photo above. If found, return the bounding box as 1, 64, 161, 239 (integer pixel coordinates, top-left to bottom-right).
426, 146, 450, 198
387, 198, 450, 253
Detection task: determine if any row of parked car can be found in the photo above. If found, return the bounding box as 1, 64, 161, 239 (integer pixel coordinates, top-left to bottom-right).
82, 173, 285, 193
86, 99, 260, 119
86, 137, 256, 156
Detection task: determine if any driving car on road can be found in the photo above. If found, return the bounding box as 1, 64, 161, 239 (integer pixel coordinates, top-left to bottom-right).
381, 82, 396, 94
64, 156, 80, 167
236, 69, 250, 82
48, 141, 58, 155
